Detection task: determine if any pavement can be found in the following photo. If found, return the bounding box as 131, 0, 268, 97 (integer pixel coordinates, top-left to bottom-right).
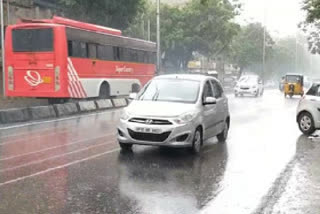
0, 90, 319, 214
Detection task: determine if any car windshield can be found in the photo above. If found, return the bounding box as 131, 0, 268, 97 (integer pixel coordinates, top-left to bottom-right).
239, 76, 258, 84
138, 79, 200, 103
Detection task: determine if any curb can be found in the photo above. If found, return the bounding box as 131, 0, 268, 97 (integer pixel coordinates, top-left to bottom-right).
0, 98, 128, 125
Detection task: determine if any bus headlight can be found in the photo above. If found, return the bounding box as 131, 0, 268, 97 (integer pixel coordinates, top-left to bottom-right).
55, 66, 61, 92
8, 66, 14, 91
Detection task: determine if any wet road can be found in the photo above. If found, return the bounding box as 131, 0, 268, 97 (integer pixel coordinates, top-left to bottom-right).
0, 90, 319, 214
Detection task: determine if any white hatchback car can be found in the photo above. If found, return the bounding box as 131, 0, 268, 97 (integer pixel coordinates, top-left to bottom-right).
117, 74, 230, 153
297, 83, 320, 135
234, 75, 264, 97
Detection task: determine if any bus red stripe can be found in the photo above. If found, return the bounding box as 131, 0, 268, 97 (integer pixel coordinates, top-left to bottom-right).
67, 66, 82, 98
68, 58, 86, 98
68, 65, 83, 98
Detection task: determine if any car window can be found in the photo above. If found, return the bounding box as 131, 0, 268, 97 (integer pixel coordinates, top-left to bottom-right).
306, 84, 320, 96
211, 80, 223, 98
203, 81, 214, 100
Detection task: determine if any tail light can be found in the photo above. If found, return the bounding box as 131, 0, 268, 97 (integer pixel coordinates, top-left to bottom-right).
55, 66, 61, 92
8, 66, 14, 91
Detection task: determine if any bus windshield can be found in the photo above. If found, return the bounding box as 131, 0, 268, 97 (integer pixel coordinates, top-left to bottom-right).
12, 28, 53, 52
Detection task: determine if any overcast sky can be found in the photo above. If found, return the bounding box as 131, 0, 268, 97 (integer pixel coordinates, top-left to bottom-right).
238, 0, 305, 37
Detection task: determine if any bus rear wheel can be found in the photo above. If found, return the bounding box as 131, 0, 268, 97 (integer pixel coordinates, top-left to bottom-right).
99, 82, 110, 99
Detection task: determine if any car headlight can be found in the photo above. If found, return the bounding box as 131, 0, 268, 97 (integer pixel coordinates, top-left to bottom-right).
120, 110, 130, 121
173, 112, 197, 124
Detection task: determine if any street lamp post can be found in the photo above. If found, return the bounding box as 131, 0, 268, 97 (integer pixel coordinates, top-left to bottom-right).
262, 25, 266, 83
262, 1, 267, 84
156, 0, 161, 75
1, 0, 5, 96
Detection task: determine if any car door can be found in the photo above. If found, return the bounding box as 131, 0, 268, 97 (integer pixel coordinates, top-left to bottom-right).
307, 84, 320, 124
202, 81, 218, 140
211, 80, 227, 134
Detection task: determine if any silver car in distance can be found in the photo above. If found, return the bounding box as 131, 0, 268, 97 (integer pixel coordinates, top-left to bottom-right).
117, 74, 230, 154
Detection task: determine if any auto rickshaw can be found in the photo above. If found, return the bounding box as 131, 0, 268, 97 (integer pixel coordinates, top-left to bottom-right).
284, 74, 304, 98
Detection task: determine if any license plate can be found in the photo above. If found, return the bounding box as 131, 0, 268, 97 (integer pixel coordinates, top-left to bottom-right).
43, 76, 52, 84
136, 127, 162, 134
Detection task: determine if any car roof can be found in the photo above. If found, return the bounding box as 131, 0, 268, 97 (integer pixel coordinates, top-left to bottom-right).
154, 74, 216, 82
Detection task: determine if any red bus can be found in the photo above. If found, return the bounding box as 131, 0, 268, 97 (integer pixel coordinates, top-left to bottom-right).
5, 16, 156, 103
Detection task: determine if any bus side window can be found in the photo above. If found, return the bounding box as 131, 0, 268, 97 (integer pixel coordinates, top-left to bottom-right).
97, 45, 113, 61
143, 51, 148, 63
151, 52, 156, 64
88, 44, 97, 59
113, 47, 120, 61
71, 41, 87, 58
130, 49, 138, 62
68, 40, 73, 56
79, 42, 88, 58
137, 50, 144, 63
122, 48, 130, 62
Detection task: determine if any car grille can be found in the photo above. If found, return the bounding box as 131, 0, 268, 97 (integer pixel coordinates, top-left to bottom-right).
128, 129, 171, 142
240, 87, 250, 90
129, 118, 172, 125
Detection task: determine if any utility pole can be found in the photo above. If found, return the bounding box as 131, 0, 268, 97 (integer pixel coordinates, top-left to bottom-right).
6, 0, 9, 23
262, 1, 267, 83
148, 19, 151, 41
142, 19, 145, 40
1, 0, 5, 96
156, 0, 161, 75
262, 25, 266, 83
295, 31, 298, 73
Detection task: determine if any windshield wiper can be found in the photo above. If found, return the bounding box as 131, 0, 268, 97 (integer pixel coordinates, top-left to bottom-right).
152, 84, 160, 101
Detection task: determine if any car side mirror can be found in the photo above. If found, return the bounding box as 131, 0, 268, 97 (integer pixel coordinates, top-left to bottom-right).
129, 93, 137, 100
204, 97, 217, 105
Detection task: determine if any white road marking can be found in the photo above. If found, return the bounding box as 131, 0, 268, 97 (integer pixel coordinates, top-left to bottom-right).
0, 148, 120, 187
0, 141, 112, 173
0, 133, 116, 162
0, 109, 121, 131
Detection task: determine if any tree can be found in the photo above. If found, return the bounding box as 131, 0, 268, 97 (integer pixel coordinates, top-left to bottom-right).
303, 0, 320, 23
126, 0, 240, 72
301, 0, 320, 54
59, 0, 146, 30
229, 23, 274, 75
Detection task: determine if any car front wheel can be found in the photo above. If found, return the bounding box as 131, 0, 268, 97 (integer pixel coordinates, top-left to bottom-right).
298, 112, 316, 135
191, 129, 202, 154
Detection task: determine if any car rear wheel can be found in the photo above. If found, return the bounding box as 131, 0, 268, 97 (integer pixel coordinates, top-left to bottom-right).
298, 112, 316, 135
217, 121, 229, 143
191, 129, 202, 154
119, 142, 133, 151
